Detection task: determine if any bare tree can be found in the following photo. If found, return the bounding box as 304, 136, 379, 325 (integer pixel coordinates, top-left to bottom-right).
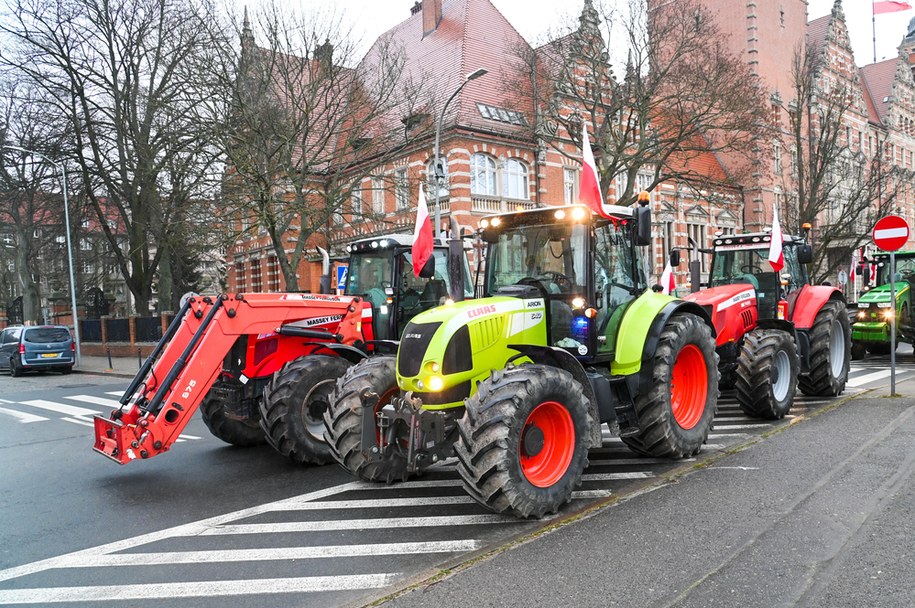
1, 0, 227, 314
0, 80, 72, 324
781, 46, 896, 283
513, 0, 765, 205
215, 3, 428, 291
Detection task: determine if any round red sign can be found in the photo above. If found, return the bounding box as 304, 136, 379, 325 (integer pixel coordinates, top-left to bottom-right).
873, 215, 910, 252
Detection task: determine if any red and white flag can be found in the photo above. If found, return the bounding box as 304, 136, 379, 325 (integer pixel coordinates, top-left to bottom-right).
870, 263, 878, 285
849, 253, 857, 285
660, 263, 676, 295
411, 185, 433, 278
873, 1, 912, 15
768, 209, 784, 272
578, 123, 609, 218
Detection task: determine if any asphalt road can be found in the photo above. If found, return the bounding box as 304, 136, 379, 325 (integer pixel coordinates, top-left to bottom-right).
0, 350, 912, 607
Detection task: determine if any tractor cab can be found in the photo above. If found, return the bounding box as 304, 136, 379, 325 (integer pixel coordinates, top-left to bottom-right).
344, 235, 472, 341
480, 203, 649, 361
706, 233, 811, 320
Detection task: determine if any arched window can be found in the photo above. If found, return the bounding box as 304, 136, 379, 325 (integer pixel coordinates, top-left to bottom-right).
471, 153, 497, 195
502, 158, 529, 199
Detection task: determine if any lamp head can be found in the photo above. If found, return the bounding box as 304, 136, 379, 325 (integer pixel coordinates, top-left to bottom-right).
466, 68, 487, 81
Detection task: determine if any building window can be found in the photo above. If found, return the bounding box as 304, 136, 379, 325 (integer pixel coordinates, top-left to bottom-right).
426, 156, 449, 199
502, 159, 529, 200
81, 261, 94, 274
687, 223, 707, 272
234, 260, 246, 292
371, 177, 385, 214
658, 220, 675, 264
267, 256, 280, 291
395, 168, 409, 210
250, 259, 262, 292
470, 153, 497, 196
351, 184, 364, 222
563, 167, 578, 205
773, 140, 782, 174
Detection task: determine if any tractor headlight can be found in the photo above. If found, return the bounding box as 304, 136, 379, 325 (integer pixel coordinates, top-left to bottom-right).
882, 309, 895, 321
428, 376, 444, 391
857, 311, 867, 319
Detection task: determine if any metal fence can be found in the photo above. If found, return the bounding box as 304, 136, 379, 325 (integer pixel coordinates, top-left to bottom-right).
135, 316, 163, 342
106, 318, 130, 342
80, 319, 102, 342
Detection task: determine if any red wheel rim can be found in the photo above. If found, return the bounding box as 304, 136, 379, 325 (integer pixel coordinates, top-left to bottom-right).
519, 401, 575, 488
670, 344, 708, 430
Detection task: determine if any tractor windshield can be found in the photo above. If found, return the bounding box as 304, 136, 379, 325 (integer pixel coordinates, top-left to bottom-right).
486, 222, 588, 296
709, 246, 771, 290
875, 256, 915, 285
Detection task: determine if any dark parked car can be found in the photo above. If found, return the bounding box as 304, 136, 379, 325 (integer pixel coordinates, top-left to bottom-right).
0, 325, 75, 376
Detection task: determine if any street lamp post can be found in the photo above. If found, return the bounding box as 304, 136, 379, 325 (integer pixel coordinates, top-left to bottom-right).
2, 146, 81, 367
433, 68, 487, 239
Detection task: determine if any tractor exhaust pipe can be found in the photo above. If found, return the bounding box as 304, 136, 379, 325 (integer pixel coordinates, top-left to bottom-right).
448, 217, 465, 302
317, 247, 331, 295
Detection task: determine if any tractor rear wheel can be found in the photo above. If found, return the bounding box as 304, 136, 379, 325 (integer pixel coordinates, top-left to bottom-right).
455, 364, 591, 518
261, 355, 352, 465
735, 329, 798, 419
325, 356, 411, 482
799, 301, 850, 396
621, 314, 718, 458
199, 381, 266, 447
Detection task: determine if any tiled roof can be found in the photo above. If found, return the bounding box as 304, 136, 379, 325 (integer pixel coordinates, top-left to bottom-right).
859, 58, 898, 124
360, 0, 534, 139
807, 15, 831, 61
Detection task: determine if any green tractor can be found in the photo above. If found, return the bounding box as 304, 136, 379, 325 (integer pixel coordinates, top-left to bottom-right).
325, 200, 719, 518
851, 251, 915, 359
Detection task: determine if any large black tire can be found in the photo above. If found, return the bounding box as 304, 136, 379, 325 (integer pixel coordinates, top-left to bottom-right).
324, 356, 410, 482
621, 314, 718, 458
735, 329, 799, 419
9, 356, 23, 377
260, 355, 352, 465
850, 342, 867, 360
199, 382, 267, 447
455, 364, 591, 518
867, 342, 894, 355
799, 300, 851, 396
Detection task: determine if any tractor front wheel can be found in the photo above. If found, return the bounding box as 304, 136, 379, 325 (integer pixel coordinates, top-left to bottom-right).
735, 329, 799, 419
621, 314, 718, 458
261, 355, 352, 465
324, 356, 411, 483
799, 301, 850, 396
199, 381, 267, 447
455, 364, 591, 518
850, 342, 867, 360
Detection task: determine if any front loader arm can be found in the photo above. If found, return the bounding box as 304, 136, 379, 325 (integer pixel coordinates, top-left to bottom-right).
93, 293, 366, 464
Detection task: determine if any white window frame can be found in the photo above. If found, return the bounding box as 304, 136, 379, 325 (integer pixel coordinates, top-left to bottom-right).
471, 153, 497, 196
502, 159, 529, 200
371, 177, 385, 215
395, 168, 409, 211
563, 167, 578, 205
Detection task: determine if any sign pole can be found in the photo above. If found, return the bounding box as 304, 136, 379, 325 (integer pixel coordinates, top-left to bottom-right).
890, 252, 896, 396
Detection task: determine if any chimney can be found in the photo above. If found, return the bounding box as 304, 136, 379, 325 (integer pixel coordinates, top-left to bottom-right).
410, 1, 421, 16
423, 0, 442, 37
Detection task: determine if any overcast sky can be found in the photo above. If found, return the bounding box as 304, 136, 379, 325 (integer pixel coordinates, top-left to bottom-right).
266, 0, 914, 67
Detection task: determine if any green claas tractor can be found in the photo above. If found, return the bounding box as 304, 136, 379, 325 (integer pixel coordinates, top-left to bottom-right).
851, 251, 915, 359
324, 198, 720, 518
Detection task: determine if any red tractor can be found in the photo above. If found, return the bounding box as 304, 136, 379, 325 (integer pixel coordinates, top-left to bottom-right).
94, 234, 470, 466
682, 230, 850, 419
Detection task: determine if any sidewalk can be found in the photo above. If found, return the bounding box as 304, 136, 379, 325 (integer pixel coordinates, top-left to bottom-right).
74, 354, 142, 378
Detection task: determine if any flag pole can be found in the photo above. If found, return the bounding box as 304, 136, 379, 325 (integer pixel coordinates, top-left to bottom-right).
872, 2, 877, 63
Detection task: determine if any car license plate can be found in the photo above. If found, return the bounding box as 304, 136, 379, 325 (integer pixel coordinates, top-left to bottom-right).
40, 353, 60, 358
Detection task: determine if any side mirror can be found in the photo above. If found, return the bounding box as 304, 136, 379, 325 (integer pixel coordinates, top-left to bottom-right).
418, 256, 435, 279
635, 206, 651, 246
669, 249, 681, 267
797, 244, 813, 265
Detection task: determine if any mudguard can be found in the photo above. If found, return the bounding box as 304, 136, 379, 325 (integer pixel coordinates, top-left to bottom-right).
611, 292, 714, 377
790, 285, 845, 330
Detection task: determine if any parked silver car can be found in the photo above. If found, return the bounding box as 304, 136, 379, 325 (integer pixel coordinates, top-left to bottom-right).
0, 325, 75, 376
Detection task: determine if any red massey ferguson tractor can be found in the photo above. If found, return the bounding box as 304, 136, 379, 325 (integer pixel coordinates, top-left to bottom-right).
93, 234, 471, 466
682, 230, 850, 419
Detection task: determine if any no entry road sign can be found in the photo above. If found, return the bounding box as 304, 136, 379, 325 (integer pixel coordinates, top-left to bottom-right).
873, 215, 910, 252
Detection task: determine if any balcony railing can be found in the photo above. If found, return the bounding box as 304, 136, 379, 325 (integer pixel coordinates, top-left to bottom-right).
471, 196, 539, 214
426, 197, 450, 215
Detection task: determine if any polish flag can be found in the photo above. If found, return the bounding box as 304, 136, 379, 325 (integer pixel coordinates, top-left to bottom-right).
873, 1, 912, 15
870, 263, 878, 285
660, 263, 676, 295
578, 123, 608, 218
849, 253, 857, 285
411, 185, 433, 278
768, 210, 784, 272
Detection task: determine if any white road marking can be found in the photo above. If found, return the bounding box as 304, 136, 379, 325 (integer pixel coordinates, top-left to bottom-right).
0, 406, 48, 423
587, 458, 697, 466
582, 471, 652, 481
847, 369, 894, 387
0, 574, 401, 604
19, 399, 99, 417
200, 514, 520, 536
178, 433, 201, 440
64, 395, 121, 408
104, 391, 124, 397
573, 489, 613, 498
52, 541, 480, 568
